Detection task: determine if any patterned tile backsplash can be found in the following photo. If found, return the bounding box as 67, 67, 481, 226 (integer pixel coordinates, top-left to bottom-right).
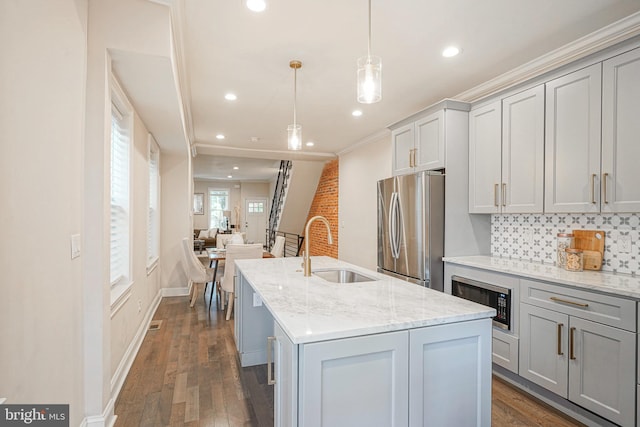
491, 213, 640, 276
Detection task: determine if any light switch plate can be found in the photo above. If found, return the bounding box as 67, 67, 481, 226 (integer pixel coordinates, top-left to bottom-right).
252, 292, 263, 307
71, 234, 81, 259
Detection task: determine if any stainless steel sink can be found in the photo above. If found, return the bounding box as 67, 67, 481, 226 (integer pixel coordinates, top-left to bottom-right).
312, 268, 378, 283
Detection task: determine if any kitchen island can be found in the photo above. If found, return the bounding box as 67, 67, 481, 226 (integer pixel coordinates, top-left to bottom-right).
233, 256, 495, 427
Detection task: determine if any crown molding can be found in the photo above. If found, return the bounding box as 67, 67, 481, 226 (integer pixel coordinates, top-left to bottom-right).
337, 129, 391, 156
194, 143, 337, 162
455, 11, 640, 103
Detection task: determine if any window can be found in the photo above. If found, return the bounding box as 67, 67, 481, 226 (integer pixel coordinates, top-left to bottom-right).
209, 188, 229, 230
248, 201, 265, 213
147, 134, 160, 268
110, 77, 131, 288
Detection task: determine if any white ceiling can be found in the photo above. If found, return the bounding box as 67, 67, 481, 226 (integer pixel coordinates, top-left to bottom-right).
120, 0, 640, 181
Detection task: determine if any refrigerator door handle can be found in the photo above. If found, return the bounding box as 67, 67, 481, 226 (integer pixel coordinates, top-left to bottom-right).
389, 192, 399, 259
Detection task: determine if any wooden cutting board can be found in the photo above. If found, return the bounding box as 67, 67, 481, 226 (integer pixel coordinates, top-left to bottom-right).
573, 230, 605, 270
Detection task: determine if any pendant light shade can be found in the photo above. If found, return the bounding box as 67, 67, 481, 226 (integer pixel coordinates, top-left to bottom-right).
288, 60, 302, 151
357, 0, 381, 104
287, 124, 302, 151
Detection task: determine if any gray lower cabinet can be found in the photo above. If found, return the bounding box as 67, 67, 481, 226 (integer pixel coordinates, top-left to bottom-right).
273, 318, 492, 427
235, 273, 274, 367
519, 280, 637, 426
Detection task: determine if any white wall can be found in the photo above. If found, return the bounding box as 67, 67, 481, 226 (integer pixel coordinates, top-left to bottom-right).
338, 135, 392, 269
0, 0, 87, 424
278, 160, 326, 235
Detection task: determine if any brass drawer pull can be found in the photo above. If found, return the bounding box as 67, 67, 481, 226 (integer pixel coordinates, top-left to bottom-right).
550, 296, 589, 308
603, 172, 609, 204
502, 183, 506, 207
569, 327, 576, 360
494, 184, 499, 207
590, 174, 597, 204
557, 323, 563, 355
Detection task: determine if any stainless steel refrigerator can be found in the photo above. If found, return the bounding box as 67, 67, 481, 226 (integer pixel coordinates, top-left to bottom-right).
377, 171, 444, 290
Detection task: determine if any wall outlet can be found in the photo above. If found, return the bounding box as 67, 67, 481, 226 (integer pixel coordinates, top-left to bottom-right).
71, 234, 81, 259
137, 300, 142, 312
619, 234, 632, 254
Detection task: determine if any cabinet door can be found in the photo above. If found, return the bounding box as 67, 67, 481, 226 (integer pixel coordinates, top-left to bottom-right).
519, 303, 569, 397
237, 273, 274, 367
568, 317, 636, 427
415, 110, 445, 171
274, 322, 298, 427
469, 101, 502, 213
544, 64, 602, 213
299, 331, 408, 427
502, 85, 544, 213
409, 319, 492, 427
391, 123, 415, 176
602, 47, 640, 213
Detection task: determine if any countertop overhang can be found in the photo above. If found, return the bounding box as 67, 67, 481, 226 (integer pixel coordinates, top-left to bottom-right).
444, 255, 640, 299
235, 256, 494, 344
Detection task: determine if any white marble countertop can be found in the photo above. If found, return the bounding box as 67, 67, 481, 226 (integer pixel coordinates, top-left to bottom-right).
444, 256, 640, 299
234, 256, 495, 344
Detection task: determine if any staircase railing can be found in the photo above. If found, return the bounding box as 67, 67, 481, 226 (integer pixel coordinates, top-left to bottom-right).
265, 229, 304, 257
267, 160, 292, 247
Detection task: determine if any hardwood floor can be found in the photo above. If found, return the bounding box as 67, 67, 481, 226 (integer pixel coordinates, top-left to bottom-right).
115, 292, 584, 427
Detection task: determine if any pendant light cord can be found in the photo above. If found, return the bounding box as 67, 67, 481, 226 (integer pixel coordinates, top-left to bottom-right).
293, 67, 297, 126
367, 0, 372, 59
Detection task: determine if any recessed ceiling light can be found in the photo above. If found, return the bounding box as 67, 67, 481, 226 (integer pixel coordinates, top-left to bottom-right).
227, 175, 233, 179
442, 46, 461, 58
224, 93, 237, 101
216, 134, 225, 140
233, 166, 239, 170
246, 0, 266, 12
352, 110, 363, 117
306, 141, 315, 147
250, 136, 260, 142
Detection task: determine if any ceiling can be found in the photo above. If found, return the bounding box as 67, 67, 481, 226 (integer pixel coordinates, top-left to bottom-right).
124, 0, 640, 181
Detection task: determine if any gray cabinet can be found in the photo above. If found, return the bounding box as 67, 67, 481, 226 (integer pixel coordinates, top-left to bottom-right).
391, 110, 445, 175
469, 85, 545, 214
519, 279, 636, 426
272, 318, 492, 427
408, 319, 492, 426
544, 64, 602, 213
299, 331, 409, 427
601, 47, 640, 213
234, 273, 274, 367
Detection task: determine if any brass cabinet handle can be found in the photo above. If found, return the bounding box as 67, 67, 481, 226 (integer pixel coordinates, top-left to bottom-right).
569, 327, 576, 360
557, 323, 564, 355
494, 184, 499, 207
412, 148, 417, 168
603, 173, 609, 204
550, 296, 589, 308
409, 149, 413, 168
267, 336, 276, 385
590, 174, 597, 204
502, 183, 507, 207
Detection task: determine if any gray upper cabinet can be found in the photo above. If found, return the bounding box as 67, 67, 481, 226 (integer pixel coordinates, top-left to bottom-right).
544, 63, 602, 213
602, 47, 640, 213
391, 110, 445, 175
468, 86, 544, 214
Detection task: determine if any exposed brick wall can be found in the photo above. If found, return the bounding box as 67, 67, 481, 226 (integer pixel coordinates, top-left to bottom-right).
304, 159, 339, 258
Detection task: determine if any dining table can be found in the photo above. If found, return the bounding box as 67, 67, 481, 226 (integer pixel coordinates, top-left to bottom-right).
205, 247, 275, 307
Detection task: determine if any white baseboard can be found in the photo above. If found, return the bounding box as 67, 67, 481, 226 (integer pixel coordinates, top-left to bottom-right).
110, 289, 163, 401
81, 398, 116, 427
162, 285, 190, 297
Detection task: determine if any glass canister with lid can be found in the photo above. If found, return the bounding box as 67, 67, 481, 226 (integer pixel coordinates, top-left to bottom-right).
557, 233, 574, 268
565, 248, 584, 272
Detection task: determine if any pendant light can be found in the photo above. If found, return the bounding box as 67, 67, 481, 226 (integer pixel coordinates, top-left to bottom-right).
287, 60, 302, 151
357, 0, 381, 104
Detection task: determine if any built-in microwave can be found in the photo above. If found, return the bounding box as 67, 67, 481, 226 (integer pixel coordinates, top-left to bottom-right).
451, 275, 511, 331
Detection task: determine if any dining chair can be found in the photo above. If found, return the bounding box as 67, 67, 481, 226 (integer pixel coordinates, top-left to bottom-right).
181, 237, 214, 308
270, 235, 285, 258
221, 243, 263, 320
